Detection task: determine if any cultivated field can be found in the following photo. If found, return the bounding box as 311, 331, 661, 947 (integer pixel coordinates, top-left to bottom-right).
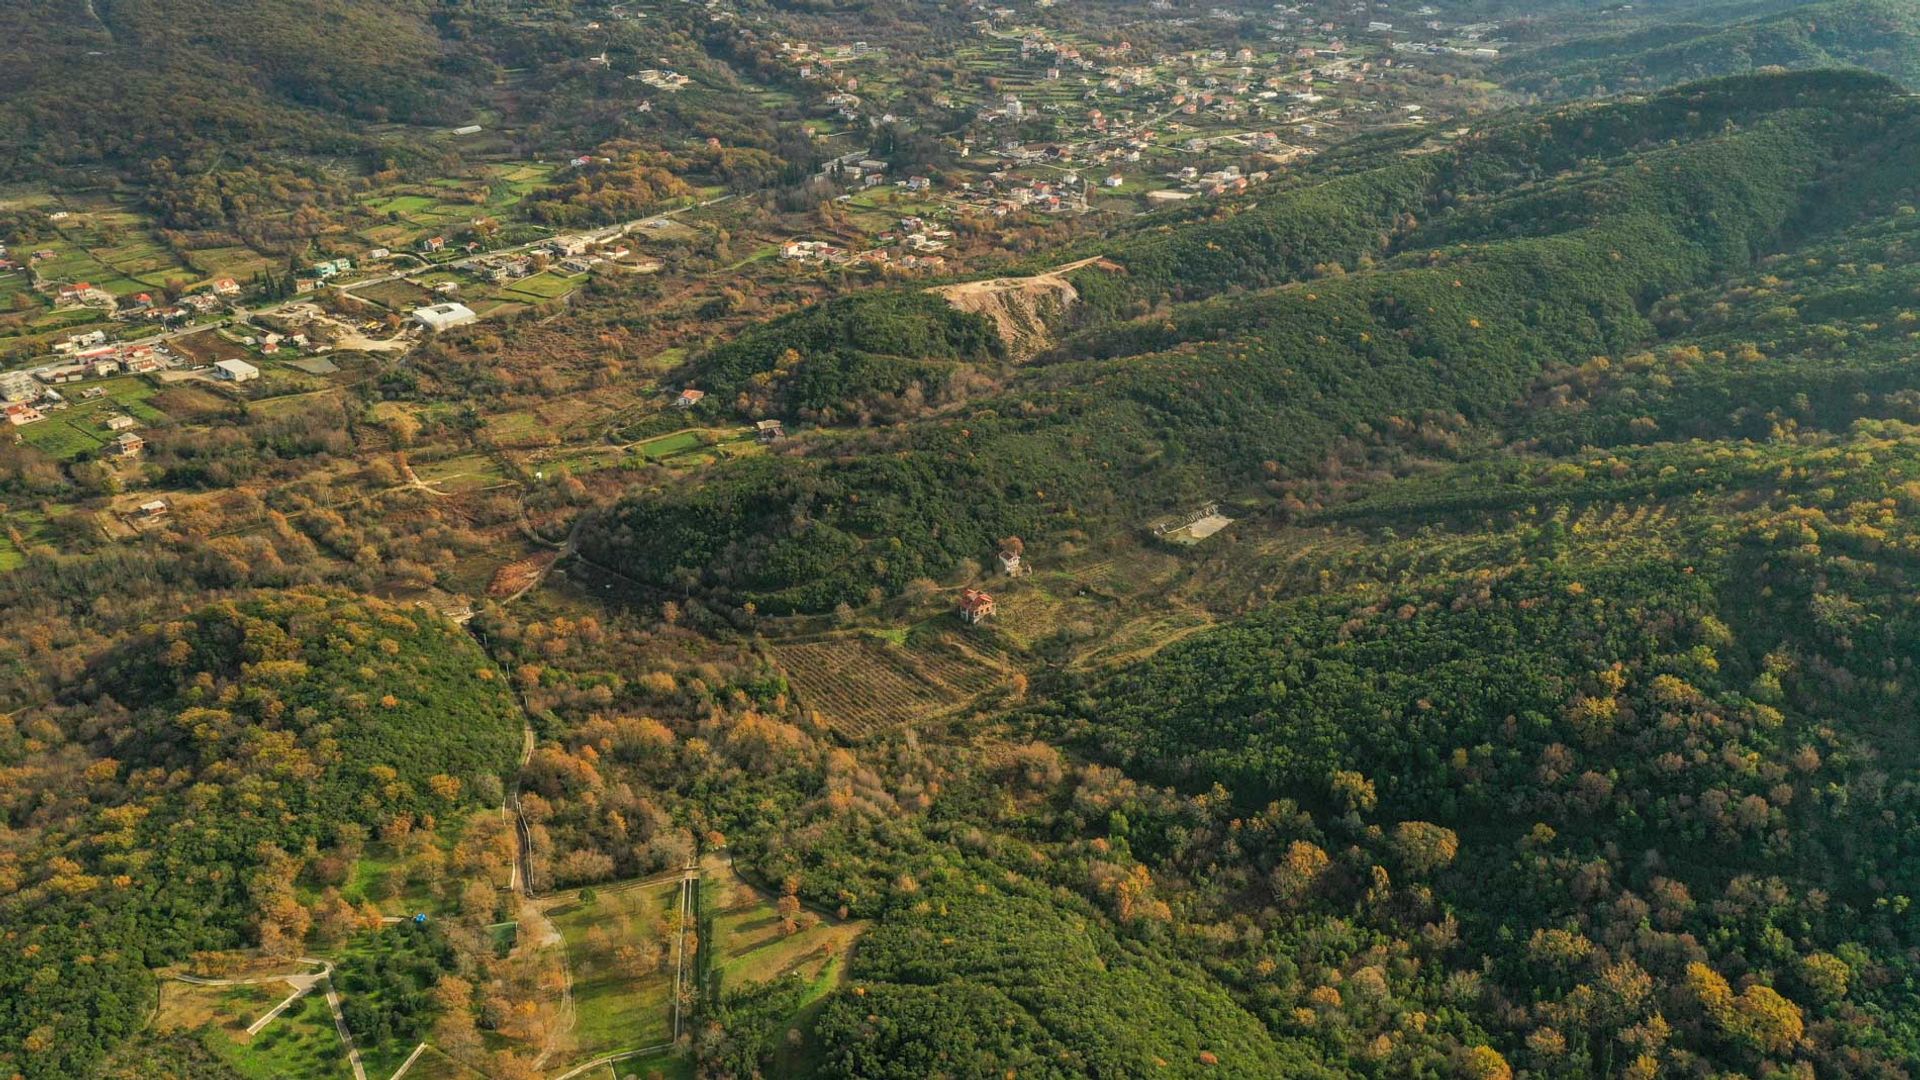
773, 631, 1010, 739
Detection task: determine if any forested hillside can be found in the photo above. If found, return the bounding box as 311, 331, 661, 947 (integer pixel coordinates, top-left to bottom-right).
1495, 0, 1920, 99
582, 72, 1920, 614
16, 0, 1920, 1070
0, 0, 481, 176
0, 592, 522, 1078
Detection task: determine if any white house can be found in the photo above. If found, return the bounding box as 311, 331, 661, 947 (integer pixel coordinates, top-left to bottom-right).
214, 359, 260, 382
412, 303, 478, 332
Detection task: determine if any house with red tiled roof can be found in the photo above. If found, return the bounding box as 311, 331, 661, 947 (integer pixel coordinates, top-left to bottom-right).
958, 588, 997, 624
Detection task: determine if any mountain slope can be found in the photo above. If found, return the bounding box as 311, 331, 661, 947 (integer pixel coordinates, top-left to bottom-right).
581, 71, 1920, 614
1495, 0, 1920, 99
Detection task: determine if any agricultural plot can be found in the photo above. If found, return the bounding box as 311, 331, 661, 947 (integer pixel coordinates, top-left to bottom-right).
187, 245, 277, 283
18, 413, 109, 459
42, 213, 197, 292
353, 278, 439, 310
500, 271, 586, 301
547, 878, 685, 1069
773, 632, 1010, 739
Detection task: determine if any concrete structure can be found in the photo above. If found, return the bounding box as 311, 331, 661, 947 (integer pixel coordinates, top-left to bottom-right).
411, 303, 478, 332
214, 359, 260, 382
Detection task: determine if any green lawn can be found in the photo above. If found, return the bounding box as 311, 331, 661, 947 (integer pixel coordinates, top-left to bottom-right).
18, 414, 109, 459
549, 880, 683, 1068
502, 271, 586, 300
634, 430, 703, 459
211, 992, 352, 1080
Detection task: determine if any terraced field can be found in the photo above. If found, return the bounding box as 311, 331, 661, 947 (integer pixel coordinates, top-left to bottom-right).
773, 633, 1011, 739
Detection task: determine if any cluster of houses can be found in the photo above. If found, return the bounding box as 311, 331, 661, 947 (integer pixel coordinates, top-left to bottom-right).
2, 335, 263, 430
778, 238, 948, 275
0, 368, 147, 457
631, 69, 691, 91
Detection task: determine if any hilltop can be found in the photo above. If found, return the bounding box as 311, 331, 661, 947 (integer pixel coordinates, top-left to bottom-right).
1496, 0, 1920, 98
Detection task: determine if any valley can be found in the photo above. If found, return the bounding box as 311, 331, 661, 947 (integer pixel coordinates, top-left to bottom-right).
8, 3, 1920, 1080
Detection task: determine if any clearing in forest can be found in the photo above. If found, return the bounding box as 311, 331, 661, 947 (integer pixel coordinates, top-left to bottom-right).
700, 854, 863, 1074
545, 878, 685, 1069
928, 256, 1118, 360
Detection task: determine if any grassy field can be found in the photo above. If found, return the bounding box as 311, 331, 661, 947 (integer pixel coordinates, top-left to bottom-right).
606, 1047, 696, 1080
152, 980, 285, 1042
400, 1045, 490, 1080
501, 271, 586, 301
412, 452, 512, 492
702, 856, 863, 1075
212, 990, 353, 1080
547, 879, 684, 1068
705, 860, 862, 989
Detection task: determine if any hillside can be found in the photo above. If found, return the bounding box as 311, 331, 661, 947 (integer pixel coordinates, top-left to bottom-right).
1495, 0, 1920, 99
0, 0, 484, 176
581, 71, 1920, 614
0, 591, 523, 1079
15, 2, 1920, 1073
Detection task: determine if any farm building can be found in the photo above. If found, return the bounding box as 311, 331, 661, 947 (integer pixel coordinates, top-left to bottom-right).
214, 359, 260, 382
756, 419, 786, 442
412, 303, 478, 332
103, 414, 137, 432
674, 388, 705, 409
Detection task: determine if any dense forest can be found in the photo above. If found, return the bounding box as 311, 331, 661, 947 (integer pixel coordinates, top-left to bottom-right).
0, 592, 522, 1078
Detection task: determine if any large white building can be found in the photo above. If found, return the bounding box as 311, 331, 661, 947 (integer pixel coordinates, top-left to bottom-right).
214, 359, 260, 382
412, 302, 478, 332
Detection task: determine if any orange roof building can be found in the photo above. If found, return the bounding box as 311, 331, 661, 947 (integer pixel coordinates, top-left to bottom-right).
958, 588, 997, 624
